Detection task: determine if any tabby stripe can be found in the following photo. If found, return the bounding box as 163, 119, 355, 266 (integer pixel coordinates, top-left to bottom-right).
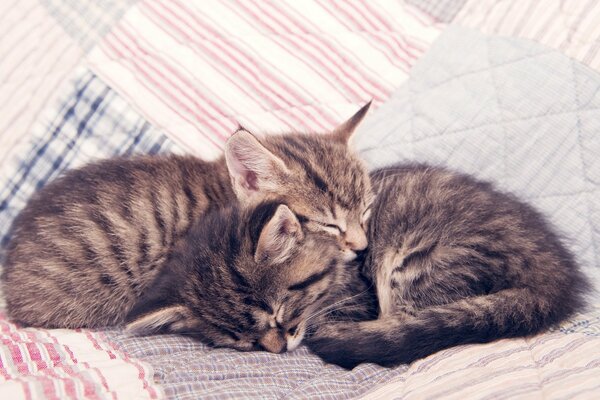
149, 188, 167, 247
138, 228, 150, 267
288, 262, 335, 291
470, 244, 509, 265
393, 242, 438, 273
170, 188, 179, 243
281, 145, 330, 193
89, 210, 135, 280
182, 183, 197, 230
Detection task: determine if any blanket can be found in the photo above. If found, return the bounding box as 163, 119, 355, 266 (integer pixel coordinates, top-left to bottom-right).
2, 0, 600, 399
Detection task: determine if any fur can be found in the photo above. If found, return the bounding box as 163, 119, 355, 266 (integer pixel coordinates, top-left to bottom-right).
308, 164, 591, 368
1, 104, 374, 331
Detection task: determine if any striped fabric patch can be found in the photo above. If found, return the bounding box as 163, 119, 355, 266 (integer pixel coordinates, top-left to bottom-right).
86, 0, 443, 159
455, 0, 600, 71
0, 0, 83, 165
0, 311, 162, 400
0, 68, 178, 251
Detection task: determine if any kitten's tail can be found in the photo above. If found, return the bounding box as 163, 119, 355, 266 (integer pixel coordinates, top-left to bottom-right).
308, 286, 587, 369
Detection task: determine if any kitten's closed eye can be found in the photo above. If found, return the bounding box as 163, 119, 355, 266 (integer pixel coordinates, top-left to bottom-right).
314, 221, 344, 234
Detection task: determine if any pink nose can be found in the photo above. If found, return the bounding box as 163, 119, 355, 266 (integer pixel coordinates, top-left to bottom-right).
258, 329, 287, 354
345, 228, 368, 251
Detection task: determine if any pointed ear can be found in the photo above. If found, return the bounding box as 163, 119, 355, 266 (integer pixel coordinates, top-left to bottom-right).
255, 205, 304, 265
332, 101, 372, 144
225, 129, 289, 203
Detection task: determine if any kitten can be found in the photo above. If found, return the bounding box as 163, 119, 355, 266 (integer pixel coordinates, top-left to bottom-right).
309, 164, 590, 368
125, 201, 377, 353
1, 103, 374, 328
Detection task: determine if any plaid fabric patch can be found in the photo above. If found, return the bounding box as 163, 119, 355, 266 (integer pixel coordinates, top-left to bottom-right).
405, 0, 468, 22
0, 68, 178, 250
39, 0, 139, 51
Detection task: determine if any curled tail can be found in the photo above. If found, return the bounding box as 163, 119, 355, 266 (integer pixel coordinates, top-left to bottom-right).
308, 286, 587, 369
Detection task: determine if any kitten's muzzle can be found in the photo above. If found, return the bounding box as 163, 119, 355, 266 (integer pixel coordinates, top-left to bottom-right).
258, 328, 287, 354
344, 226, 368, 251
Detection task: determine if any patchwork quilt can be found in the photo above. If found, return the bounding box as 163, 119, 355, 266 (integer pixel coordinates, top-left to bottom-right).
1, 0, 600, 398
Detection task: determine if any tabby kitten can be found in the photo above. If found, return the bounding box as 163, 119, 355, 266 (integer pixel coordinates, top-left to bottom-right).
2, 103, 374, 328
125, 201, 377, 353
309, 164, 590, 368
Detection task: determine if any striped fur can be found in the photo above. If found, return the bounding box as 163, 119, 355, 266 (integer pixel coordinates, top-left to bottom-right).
308, 164, 590, 368
124, 201, 376, 353
2, 155, 234, 328
1, 105, 373, 329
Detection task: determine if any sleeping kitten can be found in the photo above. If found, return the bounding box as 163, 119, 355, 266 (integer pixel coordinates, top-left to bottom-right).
309, 164, 590, 368
125, 201, 377, 353
1, 103, 374, 328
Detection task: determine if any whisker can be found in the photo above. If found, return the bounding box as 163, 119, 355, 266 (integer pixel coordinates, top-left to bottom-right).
304, 284, 373, 324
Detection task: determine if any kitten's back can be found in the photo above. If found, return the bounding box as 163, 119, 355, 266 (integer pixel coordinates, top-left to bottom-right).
309, 163, 590, 368
2, 155, 233, 328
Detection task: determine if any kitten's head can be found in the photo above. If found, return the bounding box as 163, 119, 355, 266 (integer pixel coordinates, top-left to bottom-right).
224, 103, 374, 260
126, 202, 358, 353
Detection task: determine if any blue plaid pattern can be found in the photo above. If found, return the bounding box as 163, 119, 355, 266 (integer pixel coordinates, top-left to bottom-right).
39, 0, 139, 52
0, 69, 178, 250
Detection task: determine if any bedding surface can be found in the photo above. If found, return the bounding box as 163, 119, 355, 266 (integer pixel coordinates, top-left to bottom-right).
355, 26, 600, 297
2, 0, 600, 399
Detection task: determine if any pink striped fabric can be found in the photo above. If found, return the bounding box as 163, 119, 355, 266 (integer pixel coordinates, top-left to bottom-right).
455, 0, 600, 72
86, 0, 443, 159
0, 0, 83, 165
0, 312, 163, 400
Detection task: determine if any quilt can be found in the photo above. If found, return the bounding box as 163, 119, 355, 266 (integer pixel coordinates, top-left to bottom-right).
2, 0, 600, 399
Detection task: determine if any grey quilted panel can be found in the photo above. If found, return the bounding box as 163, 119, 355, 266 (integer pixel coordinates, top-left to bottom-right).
404, 0, 467, 22
355, 26, 600, 296
39, 0, 138, 51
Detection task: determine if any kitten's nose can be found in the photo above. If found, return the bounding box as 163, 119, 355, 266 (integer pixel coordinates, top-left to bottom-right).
345, 227, 368, 251
258, 329, 287, 354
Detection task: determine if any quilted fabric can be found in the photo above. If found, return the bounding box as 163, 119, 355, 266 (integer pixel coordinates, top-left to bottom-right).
39, 0, 139, 51
355, 26, 600, 296
404, 0, 467, 22
0, 69, 178, 251
104, 306, 600, 399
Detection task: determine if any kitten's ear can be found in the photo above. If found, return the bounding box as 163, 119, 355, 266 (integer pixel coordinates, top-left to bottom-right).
332, 101, 372, 144
225, 129, 289, 203
255, 205, 304, 265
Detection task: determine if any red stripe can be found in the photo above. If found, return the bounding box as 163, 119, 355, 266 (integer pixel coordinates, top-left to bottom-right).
138, 2, 274, 115
1, 21, 60, 87
330, 0, 415, 71
271, 1, 392, 99
168, 0, 336, 130
240, 0, 372, 101
151, 0, 331, 131
401, 1, 437, 26
0, 1, 39, 39
122, 22, 237, 128
139, 1, 304, 131
41, 328, 114, 400
97, 332, 160, 399
101, 32, 229, 150
344, 0, 424, 61
40, 376, 60, 400
247, 3, 387, 100
118, 22, 231, 140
